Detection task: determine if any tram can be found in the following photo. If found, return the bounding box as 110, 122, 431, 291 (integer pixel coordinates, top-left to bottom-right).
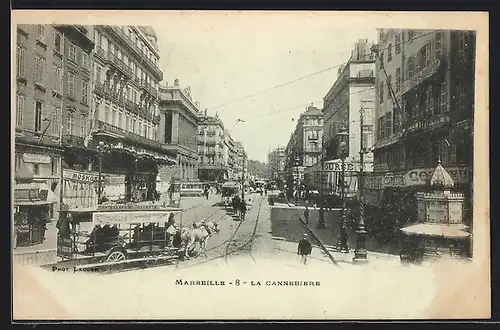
56, 203, 185, 271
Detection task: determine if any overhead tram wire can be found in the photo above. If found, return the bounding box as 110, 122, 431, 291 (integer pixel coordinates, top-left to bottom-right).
206, 30, 437, 113
239, 86, 376, 122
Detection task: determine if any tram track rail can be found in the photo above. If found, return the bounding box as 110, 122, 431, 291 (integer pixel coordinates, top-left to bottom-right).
176, 195, 265, 270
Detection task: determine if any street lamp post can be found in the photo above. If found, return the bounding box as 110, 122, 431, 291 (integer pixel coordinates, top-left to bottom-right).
336, 126, 349, 252
317, 137, 326, 229
353, 107, 369, 264
95, 141, 107, 204
294, 154, 300, 205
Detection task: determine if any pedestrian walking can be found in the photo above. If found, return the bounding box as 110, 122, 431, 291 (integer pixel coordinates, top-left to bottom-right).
297, 233, 312, 265
240, 200, 247, 220
303, 205, 310, 224
204, 186, 209, 200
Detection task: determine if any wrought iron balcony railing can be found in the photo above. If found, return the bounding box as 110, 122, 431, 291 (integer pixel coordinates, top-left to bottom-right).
96, 120, 163, 150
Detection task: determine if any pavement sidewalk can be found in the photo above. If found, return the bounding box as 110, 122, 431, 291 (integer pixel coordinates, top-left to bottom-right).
293, 206, 402, 267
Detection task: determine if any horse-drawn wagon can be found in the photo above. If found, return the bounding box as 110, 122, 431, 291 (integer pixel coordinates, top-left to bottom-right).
221, 181, 241, 208
55, 202, 218, 272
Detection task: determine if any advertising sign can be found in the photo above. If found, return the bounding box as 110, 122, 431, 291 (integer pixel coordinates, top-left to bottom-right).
93, 211, 179, 226
23, 153, 51, 164
364, 167, 471, 191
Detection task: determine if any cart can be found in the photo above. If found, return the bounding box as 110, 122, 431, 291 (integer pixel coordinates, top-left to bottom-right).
220, 181, 241, 208
56, 203, 185, 272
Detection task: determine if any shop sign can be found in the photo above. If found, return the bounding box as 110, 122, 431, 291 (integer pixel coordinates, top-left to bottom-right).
23, 153, 51, 164
323, 161, 372, 173
63, 169, 98, 183
364, 166, 471, 190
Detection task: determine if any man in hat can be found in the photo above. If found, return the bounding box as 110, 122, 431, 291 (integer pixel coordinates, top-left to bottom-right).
297, 233, 313, 265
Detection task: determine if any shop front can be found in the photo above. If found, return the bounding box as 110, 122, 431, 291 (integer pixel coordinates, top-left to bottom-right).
13, 166, 56, 248
14, 146, 62, 220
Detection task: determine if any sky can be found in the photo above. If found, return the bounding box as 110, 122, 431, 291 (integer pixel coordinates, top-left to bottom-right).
151, 13, 378, 163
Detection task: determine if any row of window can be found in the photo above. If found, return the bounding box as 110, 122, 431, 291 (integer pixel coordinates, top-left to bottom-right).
102, 104, 157, 141
23, 26, 91, 69
16, 45, 90, 105
378, 33, 443, 105
16, 94, 61, 137
94, 29, 159, 89
305, 118, 323, 126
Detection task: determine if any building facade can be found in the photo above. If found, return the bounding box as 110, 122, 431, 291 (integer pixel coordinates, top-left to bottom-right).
158, 79, 200, 183
284, 105, 324, 194
233, 141, 247, 181
322, 39, 376, 163
197, 111, 229, 182
59, 25, 175, 209
267, 147, 285, 182
365, 28, 475, 229
14, 25, 94, 218
224, 130, 238, 180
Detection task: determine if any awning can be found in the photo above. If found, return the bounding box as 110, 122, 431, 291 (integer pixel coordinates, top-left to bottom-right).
400, 223, 471, 238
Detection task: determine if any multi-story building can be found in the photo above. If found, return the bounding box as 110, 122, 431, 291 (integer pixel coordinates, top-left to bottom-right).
14, 24, 96, 219
223, 130, 237, 180
58, 25, 174, 209
283, 105, 323, 194
322, 39, 376, 163
366, 28, 475, 226
197, 111, 229, 182
233, 141, 247, 181
158, 79, 200, 182
267, 147, 285, 182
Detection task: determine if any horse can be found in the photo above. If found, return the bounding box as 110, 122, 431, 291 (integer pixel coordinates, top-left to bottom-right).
179, 221, 219, 259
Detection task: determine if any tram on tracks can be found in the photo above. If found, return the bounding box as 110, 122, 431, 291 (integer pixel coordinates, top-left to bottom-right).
56, 203, 186, 271
220, 181, 241, 207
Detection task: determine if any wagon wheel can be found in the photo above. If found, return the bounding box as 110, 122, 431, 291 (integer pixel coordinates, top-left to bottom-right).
106, 250, 126, 272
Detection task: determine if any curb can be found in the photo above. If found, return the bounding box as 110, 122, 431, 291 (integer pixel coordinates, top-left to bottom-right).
13, 249, 57, 256
297, 216, 340, 267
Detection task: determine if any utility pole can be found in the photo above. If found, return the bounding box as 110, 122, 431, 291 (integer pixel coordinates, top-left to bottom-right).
317, 136, 326, 228
353, 106, 369, 264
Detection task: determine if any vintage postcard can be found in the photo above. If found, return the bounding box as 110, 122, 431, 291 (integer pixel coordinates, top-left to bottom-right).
11, 10, 490, 320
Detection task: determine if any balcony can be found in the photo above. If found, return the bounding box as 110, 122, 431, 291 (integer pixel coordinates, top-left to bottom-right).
124, 99, 138, 114
140, 79, 157, 98
15, 128, 61, 146
105, 26, 163, 81
94, 81, 110, 98
96, 120, 164, 151
95, 46, 107, 59
106, 52, 134, 78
